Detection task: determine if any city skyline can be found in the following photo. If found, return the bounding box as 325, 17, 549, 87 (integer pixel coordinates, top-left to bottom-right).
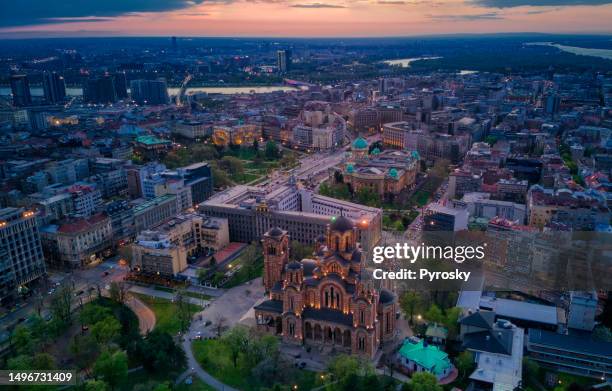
2, 0, 612, 38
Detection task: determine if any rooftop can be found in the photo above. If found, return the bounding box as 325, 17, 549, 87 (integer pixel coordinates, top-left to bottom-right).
399, 340, 452, 376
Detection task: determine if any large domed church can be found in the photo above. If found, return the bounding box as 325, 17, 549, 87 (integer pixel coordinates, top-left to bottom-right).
254, 216, 397, 358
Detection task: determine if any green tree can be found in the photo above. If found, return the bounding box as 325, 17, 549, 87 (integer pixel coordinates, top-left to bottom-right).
402, 372, 442, 391
80, 304, 113, 325
523, 358, 540, 379
28, 315, 50, 345
456, 351, 474, 378
221, 156, 245, 176
290, 240, 314, 261
328, 354, 374, 380
356, 187, 380, 207
7, 355, 32, 370
134, 329, 187, 373
424, 304, 444, 324
212, 166, 233, 188
70, 335, 100, 370
50, 284, 74, 325
11, 325, 34, 355
222, 325, 250, 367
93, 350, 128, 390
85, 380, 109, 391
399, 291, 422, 324
443, 307, 462, 339
108, 282, 128, 304
593, 325, 612, 342
91, 317, 122, 345
31, 353, 56, 369
265, 141, 279, 160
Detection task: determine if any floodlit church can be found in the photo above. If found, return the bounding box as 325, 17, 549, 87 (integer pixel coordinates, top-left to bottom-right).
254, 216, 397, 358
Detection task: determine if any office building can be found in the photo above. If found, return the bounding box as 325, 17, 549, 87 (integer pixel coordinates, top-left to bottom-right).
0, 208, 45, 304
133, 194, 178, 233
130, 79, 169, 105
527, 329, 612, 380
84, 74, 117, 104
462, 192, 526, 223
113, 71, 128, 99
173, 120, 211, 139
131, 213, 229, 276
201, 184, 382, 251
40, 213, 113, 268
42, 71, 66, 104
10, 74, 32, 107
277, 49, 292, 72
423, 203, 469, 232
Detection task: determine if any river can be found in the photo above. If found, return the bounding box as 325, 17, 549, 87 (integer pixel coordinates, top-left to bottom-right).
382, 56, 442, 68
527, 42, 612, 61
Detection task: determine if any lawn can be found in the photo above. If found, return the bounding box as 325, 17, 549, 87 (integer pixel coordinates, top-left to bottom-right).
192, 339, 318, 391
132, 294, 201, 335
223, 255, 264, 288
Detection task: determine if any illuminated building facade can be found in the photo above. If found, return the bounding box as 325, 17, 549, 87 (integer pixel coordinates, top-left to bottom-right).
254, 220, 396, 358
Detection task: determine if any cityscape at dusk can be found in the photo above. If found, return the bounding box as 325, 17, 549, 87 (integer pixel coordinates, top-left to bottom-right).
0, 2, 611, 391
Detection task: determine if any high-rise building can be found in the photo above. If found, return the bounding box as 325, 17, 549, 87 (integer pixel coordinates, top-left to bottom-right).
10, 74, 32, 107
113, 72, 128, 99
130, 79, 169, 105
84, 74, 117, 104
277, 49, 292, 72
0, 208, 46, 304
42, 71, 66, 104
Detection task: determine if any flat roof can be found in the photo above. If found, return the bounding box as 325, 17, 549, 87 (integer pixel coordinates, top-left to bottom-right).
479, 296, 558, 326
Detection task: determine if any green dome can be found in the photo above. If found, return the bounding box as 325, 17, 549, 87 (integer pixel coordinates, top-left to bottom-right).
346, 164, 355, 173
352, 137, 368, 150
389, 168, 398, 178
371, 147, 381, 155
411, 150, 420, 160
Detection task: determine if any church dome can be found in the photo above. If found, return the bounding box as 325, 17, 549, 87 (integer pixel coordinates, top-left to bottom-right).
352, 137, 368, 150
287, 261, 302, 271
379, 289, 395, 305
371, 147, 381, 155
346, 164, 354, 173
330, 216, 354, 232
411, 150, 420, 160
268, 226, 284, 237
389, 168, 398, 178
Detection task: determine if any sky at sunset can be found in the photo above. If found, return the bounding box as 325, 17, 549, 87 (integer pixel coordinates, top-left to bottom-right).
1, 0, 612, 37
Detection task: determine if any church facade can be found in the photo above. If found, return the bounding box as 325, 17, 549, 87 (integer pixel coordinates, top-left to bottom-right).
254, 216, 397, 358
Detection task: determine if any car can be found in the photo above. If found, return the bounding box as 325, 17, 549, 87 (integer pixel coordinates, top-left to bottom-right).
194, 332, 203, 340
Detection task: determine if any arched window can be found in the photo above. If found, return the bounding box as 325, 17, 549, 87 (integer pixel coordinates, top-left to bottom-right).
334, 236, 340, 251
358, 336, 365, 351
288, 322, 295, 336
360, 310, 365, 325
345, 237, 351, 251
290, 297, 294, 311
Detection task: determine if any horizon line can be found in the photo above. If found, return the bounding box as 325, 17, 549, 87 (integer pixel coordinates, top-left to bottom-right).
2, 31, 612, 40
